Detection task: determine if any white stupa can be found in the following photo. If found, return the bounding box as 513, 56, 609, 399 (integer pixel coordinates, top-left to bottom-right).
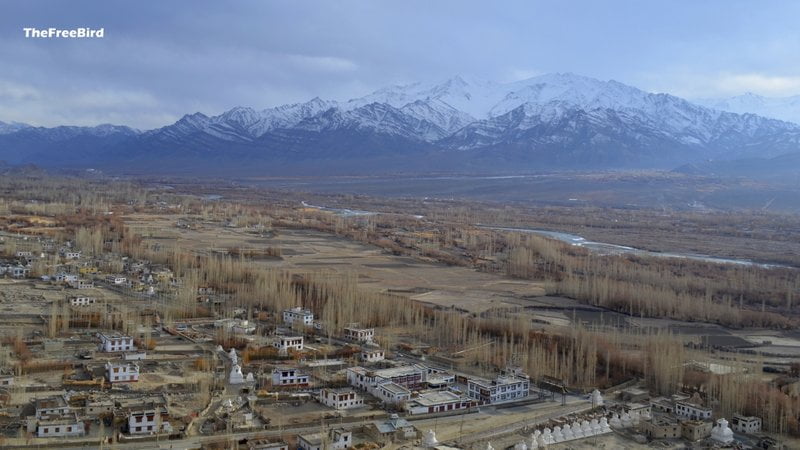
246, 372, 254, 382
552, 426, 564, 442
486, 442, 494, 450
541, 428, 554, 446
228, 348, 238, 364
599, 417, 612, 433
423, 430, 439, 447
590, 418, 601, 435
711, 418, 734, 445
591, 389, 604, 406
562, 423, 574, 440
229, 364, 245, 384
571, 421, 583, 438
513, 441, 527, 450
530, 431, 541, 449
609, 413, 622, 428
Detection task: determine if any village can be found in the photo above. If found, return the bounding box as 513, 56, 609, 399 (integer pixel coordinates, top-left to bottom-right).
0, 227, 788, 450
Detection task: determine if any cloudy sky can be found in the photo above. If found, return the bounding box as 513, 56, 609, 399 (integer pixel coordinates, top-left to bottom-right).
2, 0, 800, 129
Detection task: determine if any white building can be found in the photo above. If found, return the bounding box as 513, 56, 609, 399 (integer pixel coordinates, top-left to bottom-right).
360, 348, 385, 363
11, 266, 30, 278
271, 367, 309, 387
55, 272, 79, 283
98, 333, 136, 352
106, 361, 140, 383
68, 296, 97, 306
374, 382, 412, 406
11, 265, 30, 278
70, 279, 94, 289
36, 412, 85, 438
319, 388, 364, 410
346, 365, 426, 393
467, 368, 530, 405
675, 401, 712, 421
272, 336, 303, 355
730, 414, 761, 434
128, 409, 162, 435
64, 251, 82, 260
343, 326, 374, 343
282, 307, 314, 327
405, 390, 474, 415
35, 396, 70, 418
16, 251, 33, 258
426, 372, 455, 389
29, 395, 85, 438
298, 428, 352, 450
106, 275, 127, 285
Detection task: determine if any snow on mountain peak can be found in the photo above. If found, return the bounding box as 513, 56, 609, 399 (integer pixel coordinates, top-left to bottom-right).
697, 92, 800, 124
0, 120, 32, 135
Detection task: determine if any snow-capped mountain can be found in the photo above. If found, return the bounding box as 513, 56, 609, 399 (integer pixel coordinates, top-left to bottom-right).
1, 73, 799, 173
0, 120, 32, 135
697, 93, 800, 125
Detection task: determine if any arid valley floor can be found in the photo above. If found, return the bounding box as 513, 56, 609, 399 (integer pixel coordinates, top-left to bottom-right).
0, 173, 798, 449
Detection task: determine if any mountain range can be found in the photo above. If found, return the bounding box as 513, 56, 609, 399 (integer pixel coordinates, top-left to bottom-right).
1, 73, 799, 175
697, 93, 800, 125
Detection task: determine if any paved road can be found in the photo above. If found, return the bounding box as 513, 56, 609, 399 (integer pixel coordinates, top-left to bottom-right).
7, 396, 594, 450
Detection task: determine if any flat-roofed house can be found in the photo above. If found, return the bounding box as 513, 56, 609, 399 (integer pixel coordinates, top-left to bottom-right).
359, 348, 385, 363
298, 428, 352, 450
106, 361, 140, 383
319, 388, 364, 410
374, 382, 412, 406
271, 367, 309, 387
98, 333, 136, 352
675, 401, 712, 421
467, 367, 530, 405
343, 326, 374, 343
282, 307, 314, 327
731, 414, 761, 434
405, 390, 474, 415
272, 336, 303, 355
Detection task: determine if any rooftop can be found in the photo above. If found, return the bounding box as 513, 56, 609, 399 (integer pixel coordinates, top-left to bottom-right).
35, 396, 68, 410
37, 412, 81, 425
378, 382, 411, 395
409, 390, 464, 406
649, 416, 679, 426
374, 365, 424, 379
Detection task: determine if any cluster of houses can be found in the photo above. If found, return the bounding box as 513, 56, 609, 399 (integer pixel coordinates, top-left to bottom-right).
607, 387, 768, 447
13, 329, 178, 441
1, 235, 185, 301
23, 392, 174, 439
252, 307, 535, 428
